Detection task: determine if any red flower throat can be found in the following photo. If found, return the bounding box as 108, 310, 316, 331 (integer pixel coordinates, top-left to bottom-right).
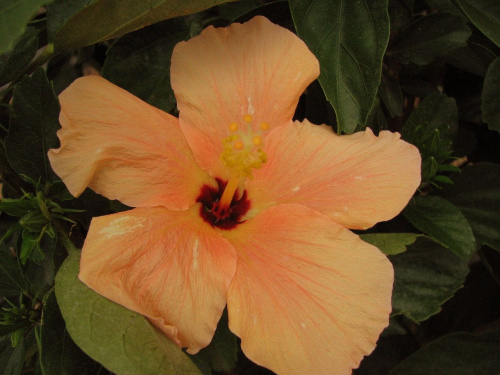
197, 179, 251, 230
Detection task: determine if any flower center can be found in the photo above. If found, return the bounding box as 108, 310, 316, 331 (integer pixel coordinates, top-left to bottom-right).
196, 179, 251, 230
220, 114, 269, 179
196, 115, 269, 229
212, 114, 269, 218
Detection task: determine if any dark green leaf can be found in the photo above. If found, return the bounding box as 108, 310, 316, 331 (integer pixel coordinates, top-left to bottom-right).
456, 92, 483, 124
102, 19, 188, 113
447, 46, 487, 76
388, 0, 414, 32
289, 0, 390, 133
390, 13, 471, 65
55, 250, 202, 375
218, 0, 262, 21
390, 329, 500, 375
382, 317, 408, 336
440, 163, 500, 251
482, 57, 500, 133
230, 0, 295, 28
47, 0, 234, 52
401, 92, 458, 182
403, 195, 476, 257
0, 0, 52, 54
366, 98, 389, 131
426, 0, 463, 15
455, 0, 500, 48
26, 234, 56, 295
0, 334, 25, 375
0, 320, 30, 338
5, 67, 61, 184
0, 244, 29, 297
406, 92, 458, 139
421, 157, 438, 182
390, 237, 470, 322
360, 233, 420, 255
447, 33, 497, 77
436, 164, 461, 173
0, 27, 39, 87
378, 72, 403, 117
431, 175, 454, 185
40, 291, 107, 375
20, 230, 40, 264
0, 197, 37, 218
191, 310, 238, 372
47, 180, 74, 202
370, 100, 389, 130
400, 78, 440, 98
19, 211, 47, 233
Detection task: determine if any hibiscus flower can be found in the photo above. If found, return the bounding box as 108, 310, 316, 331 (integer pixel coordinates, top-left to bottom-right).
48, 16, 420, 375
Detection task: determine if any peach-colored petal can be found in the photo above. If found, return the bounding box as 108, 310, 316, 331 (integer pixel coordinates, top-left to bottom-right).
224, 204, 393, 375
79, 206, 236, 354
247, 120, 421, 229
171, 16, 319, 178
48, 76, 215, 210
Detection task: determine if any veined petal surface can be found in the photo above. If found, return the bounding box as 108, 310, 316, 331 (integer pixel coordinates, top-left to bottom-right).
79, 206, 237, 354
48, 76, 214, 210
171, 16, 319, 178
247, 120, 421, 229
224, 204, 393, 375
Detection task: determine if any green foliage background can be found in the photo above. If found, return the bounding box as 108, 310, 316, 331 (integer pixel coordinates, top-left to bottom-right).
0, 0, 499, 374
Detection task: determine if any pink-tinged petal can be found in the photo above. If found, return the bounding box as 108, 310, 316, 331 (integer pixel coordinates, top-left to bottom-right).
171, 16, 319, 178
48, 76, 214, 210
247, 120, 421, 229
79, 206, 236, 354
224, 204, 393, 375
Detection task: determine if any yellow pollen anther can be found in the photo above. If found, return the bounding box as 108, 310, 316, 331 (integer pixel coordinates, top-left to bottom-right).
233, 140, 244, 150
221, 119, 269, 178
229, 122, 238, 132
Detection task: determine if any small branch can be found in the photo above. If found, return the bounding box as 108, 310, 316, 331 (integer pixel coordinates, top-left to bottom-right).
25, 43, 55, 76
53, 220, 78, 255
0, 43, 56, 104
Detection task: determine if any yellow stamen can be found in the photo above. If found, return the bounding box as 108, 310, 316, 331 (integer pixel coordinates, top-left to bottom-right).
220, 117, 271, 178
218, 175, 241, 211
229, 122, 238, 132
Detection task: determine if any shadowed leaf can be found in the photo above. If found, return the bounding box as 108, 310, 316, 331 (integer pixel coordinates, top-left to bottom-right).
0, 27, 39, 87
455, 0, 500, 48
290, 0, 390, 133
390, 237, 470, 322
55, 250, 202, 375
389, 13, 471, 65
0, 0, 52, 54
0, 335, 25, 375
401, 92, 458, 183
440, 163, 500, 251
482, 57, 500, 133
40, 291, 109, 375
390, 329, 500, 374
47, 0, 235, 52
403, 195, 476, 258
102, 19, 188, 113
5, 67, 60, 184
361, 233, 420, 255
